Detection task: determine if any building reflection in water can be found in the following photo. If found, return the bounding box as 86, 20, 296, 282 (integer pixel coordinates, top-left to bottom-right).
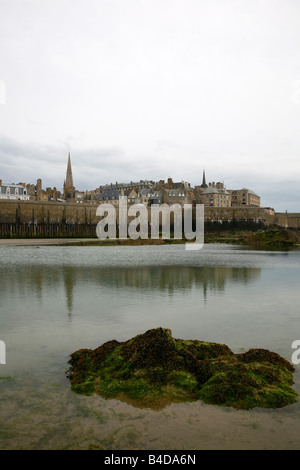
0, 264, 261, 317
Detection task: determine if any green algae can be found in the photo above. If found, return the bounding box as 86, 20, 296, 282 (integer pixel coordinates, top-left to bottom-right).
244, 228, 300, 247
0, 376, 15, 382
67, 328, 298, 410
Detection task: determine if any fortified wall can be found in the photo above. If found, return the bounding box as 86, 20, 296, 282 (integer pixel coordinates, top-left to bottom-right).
0, 200, 276, 224
274, 213, 300, 229
0, 200, 98, 224
0, 200, 299, 238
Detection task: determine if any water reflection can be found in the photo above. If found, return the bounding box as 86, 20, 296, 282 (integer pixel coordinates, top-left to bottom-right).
64, 267, 76, 317
0, 264, 261, 316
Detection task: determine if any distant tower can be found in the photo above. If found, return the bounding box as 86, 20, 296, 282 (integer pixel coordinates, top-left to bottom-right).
64, 152, 75, 199
201, 169, 208, 188
36, 178, 42, 201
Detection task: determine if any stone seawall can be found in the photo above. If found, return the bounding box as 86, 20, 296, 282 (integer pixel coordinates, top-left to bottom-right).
0, 200, 97, 224
0, 200, 275, 223
274, 213, 300, 229
0, 200, 298, 238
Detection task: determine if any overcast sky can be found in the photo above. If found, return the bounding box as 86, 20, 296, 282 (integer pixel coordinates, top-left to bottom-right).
0, 0, 300, 211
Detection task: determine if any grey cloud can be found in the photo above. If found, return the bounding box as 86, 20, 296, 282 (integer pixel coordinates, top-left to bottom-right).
0, 0, 299, 211
0, 134, 299, 212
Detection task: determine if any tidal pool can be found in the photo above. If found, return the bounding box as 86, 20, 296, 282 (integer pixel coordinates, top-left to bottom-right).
0, 243, 300, 449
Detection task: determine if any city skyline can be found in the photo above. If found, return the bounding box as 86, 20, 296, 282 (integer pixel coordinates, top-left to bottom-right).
0, 139, 297, 212
0, 0, 300, 212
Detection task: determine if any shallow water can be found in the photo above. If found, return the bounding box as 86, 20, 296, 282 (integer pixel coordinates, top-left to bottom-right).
0, 243, 300, 449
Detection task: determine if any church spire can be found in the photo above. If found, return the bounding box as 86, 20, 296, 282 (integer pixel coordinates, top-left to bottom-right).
201, 169, 207, 188
65, 152, 74, 189
64, 152, 75, 200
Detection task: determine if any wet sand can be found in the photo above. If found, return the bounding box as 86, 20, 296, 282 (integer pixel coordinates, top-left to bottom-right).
0, 238, 182, 247
0, 376, 300, 450
0, 238, 98, 246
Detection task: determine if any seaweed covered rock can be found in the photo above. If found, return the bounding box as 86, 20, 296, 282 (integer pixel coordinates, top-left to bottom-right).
243, 228, 300, 247
67, 328, 298, 410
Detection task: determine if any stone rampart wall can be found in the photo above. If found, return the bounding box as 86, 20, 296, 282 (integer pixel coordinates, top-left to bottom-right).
0, 200, 299, 235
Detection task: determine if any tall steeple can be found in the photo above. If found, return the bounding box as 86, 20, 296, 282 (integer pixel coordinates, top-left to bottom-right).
64, 152, 75, 199
65, 152, 74, 189
201, 169, 207, 188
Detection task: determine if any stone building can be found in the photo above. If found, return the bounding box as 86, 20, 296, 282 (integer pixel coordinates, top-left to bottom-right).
24, 179, 61, 202
74, 190, 86, 202
124, 189, 139, 204
196, 183, 231, 208
0, 180, 29, 200
139, 188, 153, 205
194, 171, 259, 208
161, 187, 194, 206
96, 189, 120, 206
166, 178, 191, 190
98, 180, 154, 193
194, 171, 231, 208
148, 191, 163, 205
96, 188, 140, 206
45, 186, 62, 201
229, 188, 261, 207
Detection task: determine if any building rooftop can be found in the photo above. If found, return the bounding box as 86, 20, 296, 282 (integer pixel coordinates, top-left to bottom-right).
241, 188, 259, 197
0, 183, 26, 188
96, 189, 120, 201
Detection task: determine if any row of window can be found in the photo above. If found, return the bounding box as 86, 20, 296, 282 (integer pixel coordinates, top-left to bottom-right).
1, 186, 27, 195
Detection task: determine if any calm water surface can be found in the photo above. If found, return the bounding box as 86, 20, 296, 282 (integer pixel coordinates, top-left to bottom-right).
0, 243, 300, 449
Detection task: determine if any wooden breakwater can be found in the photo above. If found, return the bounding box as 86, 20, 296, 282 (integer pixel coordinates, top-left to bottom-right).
0, 222, 98, 239
0, 219, 268, 239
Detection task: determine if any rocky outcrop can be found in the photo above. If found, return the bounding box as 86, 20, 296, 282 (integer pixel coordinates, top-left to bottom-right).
67, 328, 298, 410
